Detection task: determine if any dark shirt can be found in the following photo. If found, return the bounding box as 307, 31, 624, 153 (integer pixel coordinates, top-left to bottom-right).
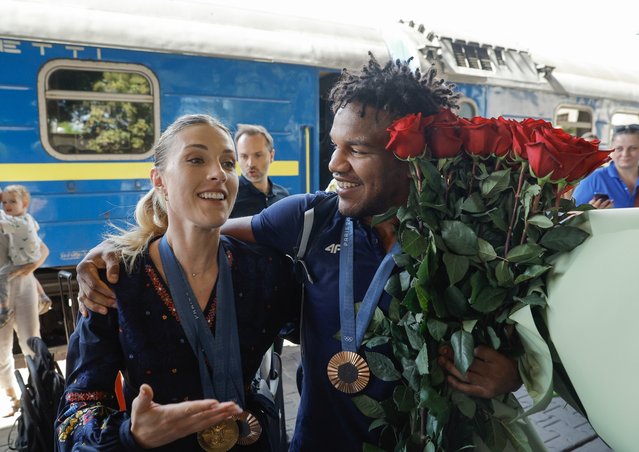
251, 192, 397, 452
55, 237, 299, 451
230, 175, 289, 218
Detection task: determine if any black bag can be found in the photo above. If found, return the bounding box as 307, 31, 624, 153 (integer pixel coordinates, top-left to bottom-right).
9, 337, 65, 452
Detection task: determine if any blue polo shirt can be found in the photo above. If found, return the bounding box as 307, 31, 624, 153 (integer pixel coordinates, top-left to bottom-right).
573, 163, 639, 208
251, 192, 396, 451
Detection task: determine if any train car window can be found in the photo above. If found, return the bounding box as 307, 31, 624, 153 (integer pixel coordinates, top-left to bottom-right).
458, 98, 478, 119
38, 60, 159, 160
554, 105, 593, 137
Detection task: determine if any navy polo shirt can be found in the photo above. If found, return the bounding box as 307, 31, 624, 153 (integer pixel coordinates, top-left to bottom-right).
230, 175, 289, 218
573, 163, 639, 208
251, 192, 397, 452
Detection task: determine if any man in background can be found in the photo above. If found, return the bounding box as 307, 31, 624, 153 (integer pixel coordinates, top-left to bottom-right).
574, 125, 639, 208
231, 124, 289, 218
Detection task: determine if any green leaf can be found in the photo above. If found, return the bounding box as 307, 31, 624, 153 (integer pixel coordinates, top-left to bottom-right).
471, 286, 507, 313
451, 391, 476, 418
384, 274, 402, 299
399, 270, 411, 292
514, 265, 551, 284
367, 418, 387, 432
487, 326, 501, 349
415, 344, 429, 375
506, 243, 544, 263
401, 229, 428, 258
451, 329, 474, 374
405, 324, 425, 350
388, 298, 400, 323
443, 252, 469, 286
480, 168, 512, 197
365, 335, 390, 348
514, 293, 547, 307
365, 351, 401, 381
462, 319, 477, 333
427, 318, 448, 341
352, 394, 385, 418
444, 285, 469, 317
441, 221, 479, 256
540, 226, 589, 251
401, 287, 420, 313
527, 214, 553, 229
522, 183, 542, 218
495, 260, 514, 286
392, 253, 412, 268
461, 192, 486, 213
371, 206, 398, 227
418, 385, 449, 415
401, 357, 420, 391
415, 284, 430, 313
416, 253, 431, 283
488, 210, 509, 232
477, 238, 497, 262
393, 385, 416, 412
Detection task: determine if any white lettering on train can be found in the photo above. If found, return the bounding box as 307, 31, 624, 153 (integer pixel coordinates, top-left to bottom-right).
65, 45, 85, 58
32, 42, 52, 55
0, 39, 21, 54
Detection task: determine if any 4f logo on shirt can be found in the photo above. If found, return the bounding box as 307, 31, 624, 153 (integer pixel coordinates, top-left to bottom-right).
324, 243, 340, 254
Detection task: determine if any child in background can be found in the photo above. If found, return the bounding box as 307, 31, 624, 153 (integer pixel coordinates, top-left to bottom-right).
0, 185, 42, 327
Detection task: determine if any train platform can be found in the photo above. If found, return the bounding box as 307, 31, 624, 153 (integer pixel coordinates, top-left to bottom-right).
0, 343, 612, 451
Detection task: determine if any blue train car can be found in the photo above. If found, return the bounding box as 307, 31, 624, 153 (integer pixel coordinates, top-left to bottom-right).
2, 0, 639, 279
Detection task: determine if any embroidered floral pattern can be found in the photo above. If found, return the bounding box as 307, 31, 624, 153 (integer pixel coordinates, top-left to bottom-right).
145, 264, 180, 322
57, 403, 115, 441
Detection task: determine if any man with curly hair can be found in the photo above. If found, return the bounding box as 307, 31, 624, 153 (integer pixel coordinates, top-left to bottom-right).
77, 55, 521, 451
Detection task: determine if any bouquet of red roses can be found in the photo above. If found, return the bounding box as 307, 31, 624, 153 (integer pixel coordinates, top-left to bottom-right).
355, 110, 611, 451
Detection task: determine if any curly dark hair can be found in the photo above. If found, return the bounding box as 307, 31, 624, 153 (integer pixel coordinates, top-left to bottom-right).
329, 53, 458, 119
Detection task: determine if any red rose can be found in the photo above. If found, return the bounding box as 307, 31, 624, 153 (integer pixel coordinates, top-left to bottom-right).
501, 117, 552, 159
386, 113, 428, 159
426, 109, 463, 158
460, 117, 512, 157
526, 127, 611, 182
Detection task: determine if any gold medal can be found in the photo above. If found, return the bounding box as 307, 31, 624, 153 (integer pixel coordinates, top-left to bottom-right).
197, 418, 239, 452
235, 411, 262, 445
327, 350, 370, 394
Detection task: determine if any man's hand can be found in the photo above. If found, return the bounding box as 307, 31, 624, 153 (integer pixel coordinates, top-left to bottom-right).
76, 241, 121, 315
438, 344, 521, 399
589, 196, 613, 209
130, 384, 242, 448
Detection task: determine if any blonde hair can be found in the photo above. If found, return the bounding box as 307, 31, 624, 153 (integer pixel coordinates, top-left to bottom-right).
107, 114, 234, 272
2, 184, 31, 208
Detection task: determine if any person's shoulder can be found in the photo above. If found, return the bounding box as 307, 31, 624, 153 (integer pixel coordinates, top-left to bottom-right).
270, 180, 290, 197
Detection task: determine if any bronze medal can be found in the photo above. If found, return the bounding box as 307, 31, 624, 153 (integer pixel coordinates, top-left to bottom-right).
236, 411, 262, 445
327, 350, 370, 394
197, 418, 239, 452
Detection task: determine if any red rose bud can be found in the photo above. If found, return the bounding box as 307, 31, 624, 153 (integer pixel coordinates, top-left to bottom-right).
460, 117, 512, 157
526, 142, 560, 178
426, 109, 463, 158
502, 117, 553, 159
386, 113, 427, 159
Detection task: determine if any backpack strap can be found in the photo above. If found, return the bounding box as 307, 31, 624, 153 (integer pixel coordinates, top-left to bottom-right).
288, 193, 339, 284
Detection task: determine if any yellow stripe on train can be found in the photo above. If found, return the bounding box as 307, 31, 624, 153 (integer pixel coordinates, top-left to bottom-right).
0, 161, 299, 182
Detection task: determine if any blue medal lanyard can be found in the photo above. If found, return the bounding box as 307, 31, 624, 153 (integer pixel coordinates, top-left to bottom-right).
158, 236, 244, 407
338, 218, 400, 352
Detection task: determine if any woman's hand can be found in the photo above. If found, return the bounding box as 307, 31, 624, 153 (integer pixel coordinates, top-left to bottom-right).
76, 241, 122, 315
130, 384, 242, 448
437, 344, 522, 399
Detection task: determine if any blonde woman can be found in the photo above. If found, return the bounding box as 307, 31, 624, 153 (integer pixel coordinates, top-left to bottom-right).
55, 115, 297, 451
